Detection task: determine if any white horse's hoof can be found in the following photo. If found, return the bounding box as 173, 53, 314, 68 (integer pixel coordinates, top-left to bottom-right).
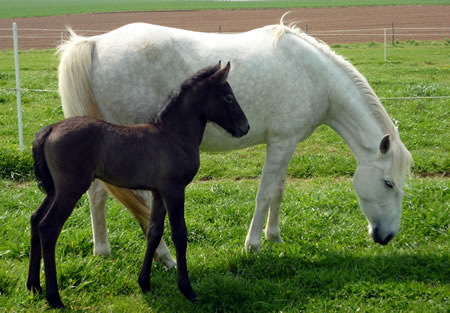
265, 230, 284, 243
157, 255, 177, 270
93, 245, 111, 256
163, 258, 177, 270
244, 238, 261, 253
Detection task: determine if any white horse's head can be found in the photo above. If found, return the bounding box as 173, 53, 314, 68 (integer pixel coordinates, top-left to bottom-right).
353, 133, 412, 245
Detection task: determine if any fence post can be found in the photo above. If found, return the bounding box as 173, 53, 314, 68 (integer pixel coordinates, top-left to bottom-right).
13, 23, 24, 152
384, 28, 387, 62
392, 22, 395, 46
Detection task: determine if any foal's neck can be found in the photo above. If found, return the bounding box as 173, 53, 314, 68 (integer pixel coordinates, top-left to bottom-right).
157, 91, 207, 148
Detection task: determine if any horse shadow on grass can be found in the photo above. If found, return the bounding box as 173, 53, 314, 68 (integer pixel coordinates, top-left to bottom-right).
143, 242, 449, 312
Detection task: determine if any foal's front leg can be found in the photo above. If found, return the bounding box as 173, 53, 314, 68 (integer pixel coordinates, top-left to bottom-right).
162, 189, 196, 302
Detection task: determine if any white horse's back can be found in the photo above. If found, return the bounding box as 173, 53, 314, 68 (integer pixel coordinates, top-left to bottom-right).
74, 23, 329, 150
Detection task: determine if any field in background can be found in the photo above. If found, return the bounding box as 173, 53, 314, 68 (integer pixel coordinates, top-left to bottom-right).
1, 0, 449, 19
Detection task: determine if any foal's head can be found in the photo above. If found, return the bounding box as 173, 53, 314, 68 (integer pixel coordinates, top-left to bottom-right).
197, 62, 249, 138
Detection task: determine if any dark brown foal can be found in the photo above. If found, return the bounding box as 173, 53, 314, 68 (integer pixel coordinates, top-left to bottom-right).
27, 62, 249, 308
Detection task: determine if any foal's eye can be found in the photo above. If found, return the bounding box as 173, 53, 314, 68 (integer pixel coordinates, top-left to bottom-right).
384, 180, 394, 189
224, 94, 234, 103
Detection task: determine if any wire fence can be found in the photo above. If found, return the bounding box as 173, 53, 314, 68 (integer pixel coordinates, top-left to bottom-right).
2, 25, 449, 95
1, 25, 449, 96
1, 87, 449, 102
1, 25, 449, 98
1, 24, 449, 150
0, 25, 449, 49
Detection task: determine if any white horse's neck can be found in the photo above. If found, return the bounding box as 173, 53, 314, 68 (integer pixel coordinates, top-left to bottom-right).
272, 24, 395, 168
325, 65, 390, 167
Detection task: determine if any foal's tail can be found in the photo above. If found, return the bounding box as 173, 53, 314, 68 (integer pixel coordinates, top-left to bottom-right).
57, 28, 101, 119
32, 126, 54, 195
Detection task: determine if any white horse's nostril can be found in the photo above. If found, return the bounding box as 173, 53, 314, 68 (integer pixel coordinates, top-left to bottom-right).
372, 227, 394, 245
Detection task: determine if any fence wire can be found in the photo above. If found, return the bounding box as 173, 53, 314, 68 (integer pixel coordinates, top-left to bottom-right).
0, 26, 449, 49
1, 26, 449, 100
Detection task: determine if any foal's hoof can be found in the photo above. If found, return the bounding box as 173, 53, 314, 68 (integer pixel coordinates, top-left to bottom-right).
47, 296, 65, 309
189, 295, 198, 303
181, 287, 197, 303
27, 283, 42, 294
138, 279, 151, 293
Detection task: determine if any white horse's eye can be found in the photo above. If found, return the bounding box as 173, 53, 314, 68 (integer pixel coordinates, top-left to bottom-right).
384, 180, 394, 189
224, 94, 234, 103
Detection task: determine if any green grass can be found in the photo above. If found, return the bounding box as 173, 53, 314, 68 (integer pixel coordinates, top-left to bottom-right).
0, 41, 450, 313
0, 177, 448, 312
0, 40, 448, 311
1, 0, 449, 19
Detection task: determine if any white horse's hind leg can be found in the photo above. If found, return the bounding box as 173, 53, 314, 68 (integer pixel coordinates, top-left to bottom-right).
245, 140, 297, 252
88, 180, 111, 256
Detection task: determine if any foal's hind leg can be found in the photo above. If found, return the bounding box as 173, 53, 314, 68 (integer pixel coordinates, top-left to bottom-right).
27, 194, 54, 293
138, 191, 166, 293
39, 190, 85, 308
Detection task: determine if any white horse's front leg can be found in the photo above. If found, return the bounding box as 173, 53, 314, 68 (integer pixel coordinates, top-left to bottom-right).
88, 180, 111, 256
245, 140, 297, 252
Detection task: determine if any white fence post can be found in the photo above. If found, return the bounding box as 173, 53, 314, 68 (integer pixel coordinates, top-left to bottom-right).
13, 23, 24, 152
384, 28, 387, 62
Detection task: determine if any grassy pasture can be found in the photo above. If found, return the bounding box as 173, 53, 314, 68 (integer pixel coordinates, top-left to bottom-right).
1, 0, 450, 19
0, 40, 448, 311
0, 177, 448, 312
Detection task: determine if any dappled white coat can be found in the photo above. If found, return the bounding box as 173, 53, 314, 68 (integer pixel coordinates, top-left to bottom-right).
58, 20, 412, 268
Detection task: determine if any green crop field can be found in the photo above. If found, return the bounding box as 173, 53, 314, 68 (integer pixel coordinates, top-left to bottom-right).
1, 0, 449, 19
0, 40, 448, 311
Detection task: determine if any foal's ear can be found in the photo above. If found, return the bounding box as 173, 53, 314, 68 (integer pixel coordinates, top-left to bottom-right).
209, 61, 231, 85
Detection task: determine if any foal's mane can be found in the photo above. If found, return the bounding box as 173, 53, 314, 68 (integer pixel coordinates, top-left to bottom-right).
269, 16, 413, 182
156, 64, 220, 124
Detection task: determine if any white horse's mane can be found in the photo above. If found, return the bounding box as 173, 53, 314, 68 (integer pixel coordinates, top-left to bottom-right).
270, 15, 413, 182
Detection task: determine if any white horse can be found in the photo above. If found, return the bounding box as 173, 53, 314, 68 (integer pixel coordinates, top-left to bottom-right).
58, 19, 412, 268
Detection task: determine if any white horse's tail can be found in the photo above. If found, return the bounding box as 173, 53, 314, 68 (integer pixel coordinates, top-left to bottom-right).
57, 29, 101, 119
57, 29, 151, 230
102, 182, 150, 230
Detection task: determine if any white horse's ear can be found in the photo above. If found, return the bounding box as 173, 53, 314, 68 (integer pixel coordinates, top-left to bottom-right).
380, 134, 390, 154
210, 61, 230, 84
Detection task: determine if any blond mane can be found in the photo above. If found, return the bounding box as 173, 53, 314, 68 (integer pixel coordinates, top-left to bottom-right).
270, 15, 413, 182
